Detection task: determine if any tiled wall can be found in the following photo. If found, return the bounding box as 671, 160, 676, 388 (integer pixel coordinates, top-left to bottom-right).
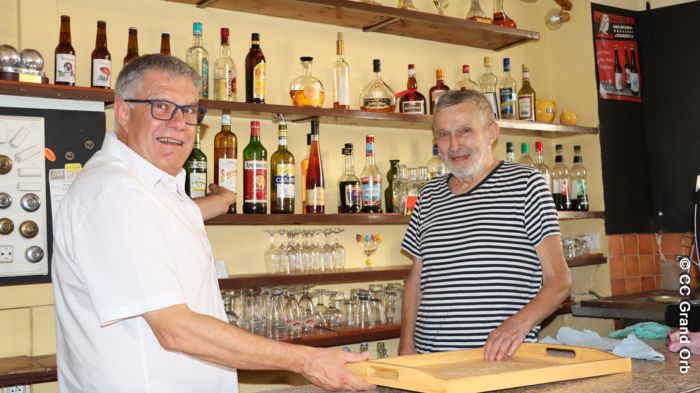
608, 233, 700, 295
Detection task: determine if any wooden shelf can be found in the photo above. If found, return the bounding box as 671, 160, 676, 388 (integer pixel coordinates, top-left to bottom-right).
0, 355, 56, 387
219, 265, 411, 289
167, 0, 539, 51
0, 80, 113, 102
280, 324, 401, 347
558, 211, 605, 220
566, 253, 606, 268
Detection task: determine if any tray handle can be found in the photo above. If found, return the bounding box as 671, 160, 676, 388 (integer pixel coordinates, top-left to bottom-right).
367, 365, 400, 381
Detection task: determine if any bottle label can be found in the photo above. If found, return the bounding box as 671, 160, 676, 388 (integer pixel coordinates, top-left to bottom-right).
499, 87, 515, 117
306, 187, 325, 207
55, 53, 76, 83
362, 97, 391, 110
189, 173, 207, 198
188, 161, 207, 170
274, 163, 295, 199
303, 85, 319, 100
615, 72, 623, 91
405, 195, 418, 215
201, 58, 209, 98
361, 176, 381, 207
244, 160, 267, 203
518, 95, 535, 121
553, 178, 569, 198
630, 73, 639, 93
254, 62, 266, 100
338, 82, 349, 106
228, 68, 237, 95
572, 179, 587, 198
401, 100, 425, 114
484, 92, 499, 119
218, 158, 237, 193
91, 58, 111, 87
344, 183, 360, 206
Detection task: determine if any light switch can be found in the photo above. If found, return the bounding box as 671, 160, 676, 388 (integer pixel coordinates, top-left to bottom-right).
10, 127, 30, 148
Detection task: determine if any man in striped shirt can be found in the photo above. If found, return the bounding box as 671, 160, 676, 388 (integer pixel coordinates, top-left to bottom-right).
399, 90, 572, 360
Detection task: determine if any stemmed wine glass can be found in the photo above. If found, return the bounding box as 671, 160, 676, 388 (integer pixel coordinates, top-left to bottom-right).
432, 0, 449, 15
263, 230, 281, 273
331, 228, 346, 271
312, 289, 329, 327
356, 233, 382, 269
298, 285, 316, 333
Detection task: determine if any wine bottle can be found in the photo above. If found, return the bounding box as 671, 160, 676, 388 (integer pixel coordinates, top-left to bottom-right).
614, 45, 623, 92
123, 27, 139, 66
54, 15, 76, 86
360, 134, 382, 213
428, 69, 449, 115
551, 144, 570, 211
517, 64, 536, 122
629, 46, 640, 96
214, 114, 237, 214
270, 123, 295, 214
160, 32, 171, 55
185, 127, 207, 198
186, 22, 209, 99
305, 120, 325, 214
333, 32, 350, 109
479, 56, 499, 119
90, 21, 111, 89
214, 27, 237, 101
301, 133, 311, 214
243, 121, 267, 214
245, 33, 266, 103
338, 143, 361, 213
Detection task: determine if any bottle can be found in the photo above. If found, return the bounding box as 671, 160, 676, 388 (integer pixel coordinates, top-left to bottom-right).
360, 59, 396, 112
360, 135, 382, 213
289, 56, 325, 107
551, 144, 570, 211
392, 165, 407, 213
186, 22, 209, 99
123, 27, 139, 66
185, 127, 207, 198
54, 15, 76, 86
90, 21, 111, 89
243, 121, 267, 214
479, 56, 499, 119
270, 123, 295, 214
401, 168, 419, 215
245, 33, 266, 104
505, 141, 514, 163
498, 58, 517, 119
454, 64, 479, 91
427, 144, 447, 179
160, 32, 171, 55
398, 64, 427, 114
534, 141, 552, 193
384, 159, 399, 213
518, 143, 534, 167
569, 145, 589, 211
301, 133, 311, 214
338, 143, 361, 214
214, 114, 237, 214
629, 46, 640, 96
614, 45, 623, 92
428, 69, 450, 115
624, 46, 631, 89
517, 64, 536, 122
493, 0, 517, 27
305, 120, 325, 214
333, 32, 350, 109
466, 0, 490, 23
214, 27, 237, 102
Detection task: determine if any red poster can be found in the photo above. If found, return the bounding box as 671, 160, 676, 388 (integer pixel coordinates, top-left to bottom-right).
593, 11, 641, 102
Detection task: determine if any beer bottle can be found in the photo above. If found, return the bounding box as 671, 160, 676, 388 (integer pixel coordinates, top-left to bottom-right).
90, 20, 111, 89
123, 28, 139, 66
160, 32, 171, 56
54, 15, 76, 86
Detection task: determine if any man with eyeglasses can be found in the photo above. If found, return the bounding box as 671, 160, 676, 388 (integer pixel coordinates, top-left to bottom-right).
51, 54, 372, 393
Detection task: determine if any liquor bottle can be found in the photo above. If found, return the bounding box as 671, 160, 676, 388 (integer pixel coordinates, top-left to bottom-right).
498, 58, 517, 119
427, 144, 447, 179
398, 64, 426, 114
185, 127, 207, 198
518, 143, 534, 167
160, 32, 171, 55
401, 168, 419, 215
614, 45, 623, 92
517, 64, 536, 122
551, 144, 570, 211
479, 56, 499, 119
333, 32, 350, 109
454, 64, 479, 91
428, 69, 450, 115
90, 21, 111, 89
123, 27, 139, 66
392, 165, 407, 213
569, 145, 589, 211
270, 123, 295, 214
186, 22, 209, 99
54, 15, 76, 86
245, 33, 266, 104
624, 46, 631, 89
493, 0, 517, 27
301, 133, 311, 214
214, 27, 237, 101
384, 159, 399, 213
360, 59, 396, 112
289, 57, 325, 107
629, 47, 640, 96
466, 0, 491, 23
305, 120, 325, 214
360, 135, 382, 213
505, 141, 515, 163
534, 141, 552, 192
243, 121, 267, 214
338, 143, 361, 214
214, 114, 237, 214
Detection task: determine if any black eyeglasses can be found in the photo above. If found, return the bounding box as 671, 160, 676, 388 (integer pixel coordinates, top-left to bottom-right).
123, 99, 207, 125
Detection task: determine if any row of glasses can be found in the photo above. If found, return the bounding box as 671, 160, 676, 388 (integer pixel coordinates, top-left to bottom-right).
561, 235, 592, 260
264, 229, 346, 274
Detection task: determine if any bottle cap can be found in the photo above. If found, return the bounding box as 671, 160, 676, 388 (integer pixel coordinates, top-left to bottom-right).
251, 32, 260, 41
535, 141, 543, 151
221, 114, 231, 125
373, 59, 381, 73
337, 32, 343, 41
521, 142, 529, 154
162, 32, 170, 36
506, 141, 514, 152
522, 63, 530, 72
193, 22, 202, 35
436, 69, 445, 78
344, 143, 353, 149
555, 144, 563, 150
503, 57, 510, 71
220, 27, 229, 40
574, 145, 581, 153
462, 64, 470, 74
408, 63, 415, 69
366, 134, 375, 143
250, 120, 260, 128
300, 56, 313, 62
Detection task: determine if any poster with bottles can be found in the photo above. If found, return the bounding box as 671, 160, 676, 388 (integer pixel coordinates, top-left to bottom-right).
592, 11, 641, 102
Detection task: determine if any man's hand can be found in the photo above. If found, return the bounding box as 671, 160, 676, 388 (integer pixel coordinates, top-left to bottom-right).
483, 316, 529, 361
193, 184, 235, 220
302, 348, 374, 391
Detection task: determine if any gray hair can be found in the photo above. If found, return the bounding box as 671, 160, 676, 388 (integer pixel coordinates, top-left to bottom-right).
433, 89, 495, 127
114, 54, 200, 100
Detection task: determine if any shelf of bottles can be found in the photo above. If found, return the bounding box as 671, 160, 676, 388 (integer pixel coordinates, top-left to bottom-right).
167, 0, 539, 51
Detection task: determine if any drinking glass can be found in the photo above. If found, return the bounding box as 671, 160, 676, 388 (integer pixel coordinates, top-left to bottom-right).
263, 230, 279, 273
368, 291, 386, 324
331, 228, 346, 271
222, 289, 239, 326
277, 230, 291, 274
356, 233, 382, 268
298, 285, 317, 333
242, 289, 263, 333
321, 229, 335, 272
324, 291, 345, 328
268, 288, 288, 339
356, 290, 375, 329
384, 290, 398, 324
312, 289, 329, 327
288, 230, 304, 273
284, 288, 302, 337
344, 298, 358, 327
310, 230, 324, 272
432, 0, 449, 15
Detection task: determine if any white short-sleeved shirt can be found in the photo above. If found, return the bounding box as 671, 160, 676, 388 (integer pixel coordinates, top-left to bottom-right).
52, 133, 238, 393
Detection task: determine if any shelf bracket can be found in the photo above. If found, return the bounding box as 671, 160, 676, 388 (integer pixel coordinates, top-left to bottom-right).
363, 17, 401, 32
196, 0, 219, 8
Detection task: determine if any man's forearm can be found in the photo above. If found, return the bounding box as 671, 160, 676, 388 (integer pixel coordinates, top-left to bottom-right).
399, 258, 422, 354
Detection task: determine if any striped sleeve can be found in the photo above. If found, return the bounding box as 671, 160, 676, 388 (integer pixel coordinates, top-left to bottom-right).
401, 193, 422, 258
523, 171, 560, 246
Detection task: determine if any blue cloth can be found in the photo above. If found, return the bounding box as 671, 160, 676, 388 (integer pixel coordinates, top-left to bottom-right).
608, 322, 671, 339
540, 327, 665, 361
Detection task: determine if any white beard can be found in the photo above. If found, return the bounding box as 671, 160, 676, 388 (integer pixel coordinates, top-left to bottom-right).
443, 145, 488, 181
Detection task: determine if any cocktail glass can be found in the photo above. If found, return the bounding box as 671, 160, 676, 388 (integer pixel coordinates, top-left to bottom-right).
356, 233, 382, 268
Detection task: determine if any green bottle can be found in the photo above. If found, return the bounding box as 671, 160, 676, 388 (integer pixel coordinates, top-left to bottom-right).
243, 120, 267, 213
385, 159, 399, 213
185, 126, 208, 198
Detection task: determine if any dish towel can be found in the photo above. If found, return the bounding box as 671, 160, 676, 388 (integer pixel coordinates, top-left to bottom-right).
539, 327, 665, 361
608, 322, 672, 339
668, 330, 700, 354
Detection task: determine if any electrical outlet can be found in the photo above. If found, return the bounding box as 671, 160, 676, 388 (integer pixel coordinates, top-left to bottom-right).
582, 233, 600, 250
2, 385, 30, 393
0, 245, 12, 263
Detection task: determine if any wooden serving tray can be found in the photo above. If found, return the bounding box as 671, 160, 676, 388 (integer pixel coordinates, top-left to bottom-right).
348, 343, 631, 393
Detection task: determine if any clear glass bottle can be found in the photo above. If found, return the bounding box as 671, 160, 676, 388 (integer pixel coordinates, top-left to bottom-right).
185, 126, 207, 198
360, 59, 396, 112
429, 69, 450, 115
360, 135, 382, 213
385, 159, 400, 213
214, 27, 237, 101
517, 64, 536, 122
333, 32, 350, 109
270, 123, 295, 214
290, 56, 325, 107
518, 143, 534, 167
427, 144, 447, 179
569, 145, 589, 211
493, 0, 517, 27
392, 165, 407, 213
505, 141, 514, 163
243, 121, 267, 214
534, 141, 552, 193
551, 144, 570, 211
338, 143, 361, 213
401, 168, 419, 215
479, 56, 499, 119
498, 57, 517, 119
454, 64, 479, 91
466, 0, 490, 22
214, 114, 237, 214
398, 64, 427, 114
186, 22, 209, 99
